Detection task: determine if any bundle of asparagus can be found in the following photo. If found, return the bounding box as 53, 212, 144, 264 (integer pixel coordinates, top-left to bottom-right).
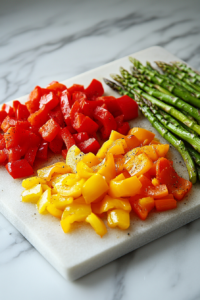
103, 59, 200, 184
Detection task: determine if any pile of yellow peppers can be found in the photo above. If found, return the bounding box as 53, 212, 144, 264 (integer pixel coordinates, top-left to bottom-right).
21, 128, 169, 237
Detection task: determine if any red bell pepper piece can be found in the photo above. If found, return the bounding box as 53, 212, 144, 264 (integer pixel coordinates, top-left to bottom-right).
72, 113, 99, 134
96, 96, 121, 117
156, 157, 192, 201
0, 149, 7, 164
155, 199, 177, 211
16, 120, 30, 130
67, 124, 77, 134
36, 141, 48, 160
28, 105, 49, 127
6, 159, 34, 179
1, 104, 15, 117
73, 132, 89, 144
60, 90, 72, 125
80, 98, 104, 118
4, 126, 20, 149
48, 105, 65, 127
25, 146, 38, 166
13, 100, 21, 113
115, 115, 124, 127
60, 127, 76, 150
70, 100, 81, 121
39, 119, 60, 142
39, 91, 59, 111
1, 116, 17, 132
77, 138, 100, 154
68, 84, 84, 95
0, 111, 8, 125
46, 81, 67, 93
25, 86, 48, 114
15, 102, 30, 120
93, 106, 117, 139
62, 149, 68, 159
49, 133, 63, 154
115, 95, 138, 121
0, 138, 6, 150
7, 146, 24, 162
139, 175, 168, 199
0, 133, 3, 140
72, 91, 87, 104
118, 122, 130, 135
84, 79, 104, 100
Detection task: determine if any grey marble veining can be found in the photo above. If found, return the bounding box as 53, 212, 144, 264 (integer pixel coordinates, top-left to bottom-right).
0, 0, 200, 299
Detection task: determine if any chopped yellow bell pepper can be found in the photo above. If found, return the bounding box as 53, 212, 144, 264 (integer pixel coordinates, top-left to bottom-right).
107, 138, 127, 156
21, 184, 43, 203
41, 184, 51, 191
107, 209, 130, 230
97, 153, 116, 182
37, 188, 51, 214
51, 194, 73, 210
109, 176, 142, 198
56, 178, 86, 198
37, 162, 71, 181
62, 203, 91, 220
86, 213, 107, 237
96, 140, 113, 159
62, 174, 80, 186
66, 145, 85, 173
92, 195, 131, 214
81, 152, 101, 167
128, 127, 155, 144
109, 130, 140, 151
47, 204, 63, 218
124, 153, 153, 177
76, 161, 94, 179
82, 174, 109, 204
22, 176, 46, 189
61, 214, 85, 233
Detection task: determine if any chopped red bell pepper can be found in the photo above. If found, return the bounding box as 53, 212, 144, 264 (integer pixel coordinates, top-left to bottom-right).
70, 100, 81, 121
8, 146, 24, 162
115, 115, 124, 128
60, 90, 72, 125
62, 149, 68, 159
16, 120, 30, 130
25, 146, 38, 166
72, 91, 87, 104
80, 98, 104, 118
97, 96, 121, 117
72, 113, 99, 134
28, 105, 49, 127
155, 199, 177, 211
60, 127, 76, 150
1, 116, 17, 132
36, 141, 48, 160
49, 133, 63, 154
68, 84, 84, 94
6, 159, 34, 179
39, 91, 59, 111
84, 79, 104, 100
73, 132, 89, 144
118, 122, 130, 135
13, 100, 21, 113
67, 124, 77, 134
0, 111, 8, 125
15, 102, 30, 120
4, 126, 20, 149
39, 118, 60, 142
93, 106, 117, 139
77, 138, 100, 154
0, 138, 6, 150
0, 149, 7, 164
1, 104, 15, 117
48, 105, 65, 127
115, 95, 138, 121
46, 81, 67, 93
25, 86, 48, 113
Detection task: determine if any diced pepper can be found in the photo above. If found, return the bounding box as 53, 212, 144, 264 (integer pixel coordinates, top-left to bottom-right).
72, 113, 99, 134
37, 188, 51, 214
22, 176, 46, 189
155, 199, 177, 211
86, 213, 107, 237
1, 104, 15, 117
60, 127, 76, 150
128, 128, 155, 144
46, 81, 67, 93
81, 152, 100, 168
82, 174, 109, 204
76, 161, 94, 179
114, 154, 125, 175
93, 106, 117, 140
28, 105, 49, 127
73, 132, 89, 144
68, 84, 84, 94
66, 145, 85, 173
6, 159, 34, 179
60, 90, 72, 125
96, 140, 113, 159
92, 195, 131, 214
49, 133, 63, 154
97, 153, 116, 182
153, 144, 169, 158
0, 150, 7, 163
39, 118, 60, 142
25, 146, 38, 166
25, 86, 48, 113
55, 179, 85, 198
15, 102, 30, 120
62, 202, 91, 220
84, 79, 104, 100
116, 95, 138, 121
130, 196, 154, 220
21, 184, 43, 203
77, 138, 100, 154
107, 209, 130, 230
36, 141, 48, 160
139, 174, 168, 199
47, 204, 63, 218
107, 138, 127, 156
0, 111, 8, 126
37, 162, 71, 181
1, 116, 17, 132
109, 176, 142, 198
51, 195, 73, 210
72, 91, 87, 103
62, 149, 68, 159
48, 105, 65, 127
124, 153, 154, 177
39, 91, 59, 111
118, 122, 130, 135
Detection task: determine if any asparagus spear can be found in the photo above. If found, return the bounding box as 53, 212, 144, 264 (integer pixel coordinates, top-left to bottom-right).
186, 145, 200, 167
103, 78, 196, 183
172, 61, 200, 81
119, 68, 200, 122
111, 74, 200, 135
156, 61, 200, 95
130, 57, 200, 108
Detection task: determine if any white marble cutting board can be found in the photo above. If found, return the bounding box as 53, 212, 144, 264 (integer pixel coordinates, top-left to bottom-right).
1, 46, 200, 281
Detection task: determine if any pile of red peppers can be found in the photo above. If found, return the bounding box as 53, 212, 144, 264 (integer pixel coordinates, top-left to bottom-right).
0, 79, 138, 179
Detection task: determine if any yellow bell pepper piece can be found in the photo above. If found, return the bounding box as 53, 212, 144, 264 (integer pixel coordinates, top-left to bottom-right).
96, 140, 113, 159
81, 152, 101, 167
92, 195, 131, 214
109, 130, 125, 141
60, 214, 84, 233
22, 176, 46, 189
21, 184, 43, 203
47, 204, 63, 218
152, 178, 160, 187
66, 145, 85, 173
37, 162, 71, 181
50, 174, 69, 187
124, 153, 153, 177
82, 174, 109, 204
51, 194, 73, 210
86, 213, 107, 237
76, 161, 94, 179
128, 127, 155, 144
140, 145, 159, 161
153, 144, 169, 158
56, 178, 86, 198
107, 138, 127, 156
109, 176, 142, 198
41, 184, 51, 191
114, 173, 126, 181
97, 153, 116, 182
37, 188, 51, 214
107, 209, 130, 230
73, 196, 86, 204
62, 203, 91, 220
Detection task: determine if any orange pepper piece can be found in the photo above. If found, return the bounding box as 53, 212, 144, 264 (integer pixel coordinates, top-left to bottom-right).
155, 199, 177, 211
128, 127, 155, 144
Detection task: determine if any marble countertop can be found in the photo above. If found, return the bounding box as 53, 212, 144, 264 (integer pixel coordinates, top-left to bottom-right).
1, 0, 200, 299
